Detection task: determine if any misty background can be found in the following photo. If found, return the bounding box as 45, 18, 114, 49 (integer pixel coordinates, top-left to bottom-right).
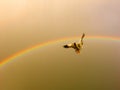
0, 0, 120, 61
0, 0, 120, 90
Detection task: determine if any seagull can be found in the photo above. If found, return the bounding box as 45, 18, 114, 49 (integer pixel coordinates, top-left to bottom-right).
63, 33, 85, 54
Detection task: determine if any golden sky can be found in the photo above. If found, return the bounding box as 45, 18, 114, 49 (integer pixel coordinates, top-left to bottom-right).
0, 0, 120, 90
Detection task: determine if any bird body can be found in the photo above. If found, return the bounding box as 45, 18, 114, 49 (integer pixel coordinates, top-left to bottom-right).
63, 33, 85, 54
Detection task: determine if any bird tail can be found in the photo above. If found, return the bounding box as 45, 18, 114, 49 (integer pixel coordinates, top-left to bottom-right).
75, 50, 80, 54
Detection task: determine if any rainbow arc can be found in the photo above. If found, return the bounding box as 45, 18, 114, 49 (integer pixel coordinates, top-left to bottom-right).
0, 36, 120, 67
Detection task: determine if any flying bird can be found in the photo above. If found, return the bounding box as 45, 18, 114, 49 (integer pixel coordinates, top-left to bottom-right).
63, 33, 85, 54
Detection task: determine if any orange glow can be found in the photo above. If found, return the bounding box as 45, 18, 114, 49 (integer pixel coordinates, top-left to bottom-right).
0, 36, 120, 67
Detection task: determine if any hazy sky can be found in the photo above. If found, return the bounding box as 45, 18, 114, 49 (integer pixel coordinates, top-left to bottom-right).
0, 0, 120, 60
0, 0, 120, 90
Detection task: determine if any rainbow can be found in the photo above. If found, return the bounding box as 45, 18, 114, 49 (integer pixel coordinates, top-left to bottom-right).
0, 36, 120, 67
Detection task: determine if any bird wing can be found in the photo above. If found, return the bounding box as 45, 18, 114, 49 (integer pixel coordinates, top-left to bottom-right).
79, 33, 85, 45
81, 33, 85, 41
79, 33, 85, 43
